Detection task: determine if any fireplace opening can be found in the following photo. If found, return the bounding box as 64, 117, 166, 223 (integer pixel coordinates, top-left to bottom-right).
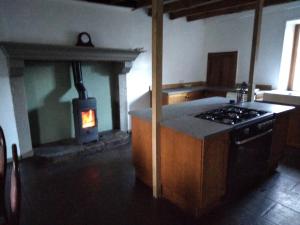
24, 61, 119, 146
23, 60, 131, 159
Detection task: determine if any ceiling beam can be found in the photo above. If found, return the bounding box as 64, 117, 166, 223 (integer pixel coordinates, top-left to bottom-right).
265, 0, 300, 6
187, 2, 255, 21
165, 0, 222, 13
186, 0, 300, 21
148, 0, 222, 15
170, 0, 256, 19
136, 0, 152, 8
136, 0, 175, 9
84, 0, 137, 7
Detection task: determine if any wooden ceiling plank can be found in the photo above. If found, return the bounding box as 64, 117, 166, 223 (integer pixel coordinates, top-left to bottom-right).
136, 0, 175, 9
179, 0, 299, 21
148, 0, 221, 15
170, 0, 256, 19
164, 0, 220, 13
265, 0, 299, 6
186, 0, 300, 21
136, 0, 151, 8
84, 0, 299, 10
187, 2, 255, 21
84, 0, 137, 7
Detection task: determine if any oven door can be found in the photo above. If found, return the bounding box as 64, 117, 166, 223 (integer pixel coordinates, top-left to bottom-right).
227, 127, 273, 196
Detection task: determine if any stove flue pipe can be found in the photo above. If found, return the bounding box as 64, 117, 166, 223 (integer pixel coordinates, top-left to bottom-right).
72, 61, 88, 100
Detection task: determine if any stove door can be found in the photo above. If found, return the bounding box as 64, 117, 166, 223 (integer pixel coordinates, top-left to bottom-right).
227, 127, 273, 197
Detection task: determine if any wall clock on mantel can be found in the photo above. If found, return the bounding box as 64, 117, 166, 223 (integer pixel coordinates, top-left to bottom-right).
76, 32, 94, 47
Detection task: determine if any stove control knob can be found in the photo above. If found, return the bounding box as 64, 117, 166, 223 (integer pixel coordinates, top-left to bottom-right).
257, 124, 262, 130
243, 128, 250, 135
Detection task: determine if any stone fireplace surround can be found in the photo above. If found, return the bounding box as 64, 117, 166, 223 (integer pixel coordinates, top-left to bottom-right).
0, 42, 142, 157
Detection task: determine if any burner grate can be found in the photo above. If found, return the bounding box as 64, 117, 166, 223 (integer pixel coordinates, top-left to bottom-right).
195, 106, 268, 125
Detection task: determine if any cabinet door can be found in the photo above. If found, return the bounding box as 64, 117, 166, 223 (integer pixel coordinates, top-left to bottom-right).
168, 93, 187, 104
204, 90, 227, 98
149, 91, 169, 106
161, 126, 203, 215
132, 117, 152, 187
207, 52, 237, 88
202, 133, 229, 209
270, 113, 289, 170
287, 107, 300, 148
187, 91, 204, 101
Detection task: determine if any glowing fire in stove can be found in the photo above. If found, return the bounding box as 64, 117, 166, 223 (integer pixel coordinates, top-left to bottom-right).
81, 109, 96, 128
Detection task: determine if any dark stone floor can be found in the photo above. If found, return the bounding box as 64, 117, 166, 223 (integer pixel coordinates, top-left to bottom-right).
9, 143, 300, 225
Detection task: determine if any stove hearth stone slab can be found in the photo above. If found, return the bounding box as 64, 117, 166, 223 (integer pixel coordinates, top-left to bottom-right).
33, 130, 129, 162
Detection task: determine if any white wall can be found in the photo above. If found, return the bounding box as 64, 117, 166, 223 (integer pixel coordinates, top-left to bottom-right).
0, 51, 20, 159
201, 1, 300, 89
0, 0, 205, 132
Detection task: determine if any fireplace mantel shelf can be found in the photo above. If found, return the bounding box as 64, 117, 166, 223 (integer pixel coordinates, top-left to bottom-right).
0, 42, 143, 62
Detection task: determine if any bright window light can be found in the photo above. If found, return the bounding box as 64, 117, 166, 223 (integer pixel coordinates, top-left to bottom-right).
278, 19, 300, 91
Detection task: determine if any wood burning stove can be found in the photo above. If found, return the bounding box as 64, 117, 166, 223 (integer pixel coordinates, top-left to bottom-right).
72, 62, 98, 144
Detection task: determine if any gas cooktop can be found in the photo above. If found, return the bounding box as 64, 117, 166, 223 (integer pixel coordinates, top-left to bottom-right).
195, 106, 268, 125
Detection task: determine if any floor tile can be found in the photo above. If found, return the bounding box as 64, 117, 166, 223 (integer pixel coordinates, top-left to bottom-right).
291, 183, 300, 194
263, 203, 300, 225
266, 188, 300, 213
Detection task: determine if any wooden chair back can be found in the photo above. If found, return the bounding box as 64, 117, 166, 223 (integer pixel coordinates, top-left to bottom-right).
0, 126, 7, 217
9, 145, 21, 225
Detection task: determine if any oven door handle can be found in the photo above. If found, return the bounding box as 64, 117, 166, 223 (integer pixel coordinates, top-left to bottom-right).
235, 129, 273, 145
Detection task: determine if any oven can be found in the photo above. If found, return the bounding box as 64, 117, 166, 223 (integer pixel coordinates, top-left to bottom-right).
227, 116, 275, 197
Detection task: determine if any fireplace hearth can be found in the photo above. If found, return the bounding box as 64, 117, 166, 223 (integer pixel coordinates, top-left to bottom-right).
33, 130, 130, 162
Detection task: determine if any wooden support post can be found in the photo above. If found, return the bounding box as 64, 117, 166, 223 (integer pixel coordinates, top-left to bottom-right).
152, 0, 163, 198
288, 24, 300, 90
247, 0, 264, 102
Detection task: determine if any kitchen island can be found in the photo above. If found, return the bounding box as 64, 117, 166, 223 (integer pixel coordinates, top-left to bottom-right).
130, 97, 294, 216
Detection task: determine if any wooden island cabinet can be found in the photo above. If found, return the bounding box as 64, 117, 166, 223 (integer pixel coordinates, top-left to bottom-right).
131, 97, 294, 216
132, 116, 229, 216
161, 125, 229, 215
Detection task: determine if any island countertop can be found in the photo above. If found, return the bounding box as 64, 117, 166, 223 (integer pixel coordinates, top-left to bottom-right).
129, 97, 295, 139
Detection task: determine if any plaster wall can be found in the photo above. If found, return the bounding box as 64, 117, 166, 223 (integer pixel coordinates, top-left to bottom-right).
0, 51, 20, 158
201, 1, 300, 89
